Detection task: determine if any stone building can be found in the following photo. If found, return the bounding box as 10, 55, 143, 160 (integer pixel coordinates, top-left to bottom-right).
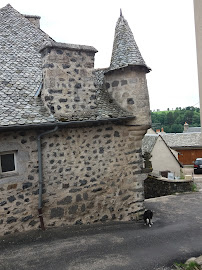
0, 4, 151, 236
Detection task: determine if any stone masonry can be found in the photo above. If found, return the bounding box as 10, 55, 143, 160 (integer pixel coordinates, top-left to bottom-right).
40, 43, 98, 118
0, 125, 145, 235
105, 67, 151, 126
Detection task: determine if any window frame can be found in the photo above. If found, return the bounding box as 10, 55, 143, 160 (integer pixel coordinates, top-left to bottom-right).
0, 151, 18, 178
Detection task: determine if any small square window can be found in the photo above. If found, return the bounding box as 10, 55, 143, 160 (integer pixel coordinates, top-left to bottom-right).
0, 152, 17, 177
1, 153, 15, 172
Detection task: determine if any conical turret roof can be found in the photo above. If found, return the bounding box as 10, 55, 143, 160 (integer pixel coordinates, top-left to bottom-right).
108, 12, 150, 73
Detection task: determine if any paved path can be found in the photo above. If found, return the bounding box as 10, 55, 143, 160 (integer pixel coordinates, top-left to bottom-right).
0, 192, 202, 270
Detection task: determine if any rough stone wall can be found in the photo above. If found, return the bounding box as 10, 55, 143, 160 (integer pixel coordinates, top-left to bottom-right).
0, 130, 40, 235
105, 67, 151, 127
41, 47, 97, 118
0, 124, 145, 236
144, 176, 193, 199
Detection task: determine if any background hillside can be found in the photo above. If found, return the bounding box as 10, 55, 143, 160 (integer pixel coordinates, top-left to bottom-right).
151, 107, 200, 133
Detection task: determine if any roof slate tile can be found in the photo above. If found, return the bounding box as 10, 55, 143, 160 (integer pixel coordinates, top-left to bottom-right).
107, 14, 150, 73
161, 133, 202, 148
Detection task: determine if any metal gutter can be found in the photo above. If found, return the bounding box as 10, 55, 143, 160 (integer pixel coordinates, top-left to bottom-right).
37, 126, 58, 230
0, 116, 135, 132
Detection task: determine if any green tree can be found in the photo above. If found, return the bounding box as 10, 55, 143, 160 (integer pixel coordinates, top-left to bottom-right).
184, 110, 194, 124
164, 125, 171, 133
192, 112, 200, 126
166, 112, 174, 125
170, 124, 183, 133
151, 106, 200, 133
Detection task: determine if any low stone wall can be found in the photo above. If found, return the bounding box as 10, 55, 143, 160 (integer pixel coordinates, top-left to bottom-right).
144, 176, 194, 199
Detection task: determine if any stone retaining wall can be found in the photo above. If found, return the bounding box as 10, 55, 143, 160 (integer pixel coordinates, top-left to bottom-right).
144, 176, 194, 199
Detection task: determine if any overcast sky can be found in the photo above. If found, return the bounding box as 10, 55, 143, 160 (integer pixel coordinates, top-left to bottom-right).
0, 0, 199, 111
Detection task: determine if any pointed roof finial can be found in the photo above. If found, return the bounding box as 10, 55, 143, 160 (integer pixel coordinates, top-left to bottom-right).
120, 9, 122, 17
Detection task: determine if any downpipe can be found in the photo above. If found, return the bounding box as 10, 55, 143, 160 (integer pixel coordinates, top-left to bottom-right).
37, 126, 58, 230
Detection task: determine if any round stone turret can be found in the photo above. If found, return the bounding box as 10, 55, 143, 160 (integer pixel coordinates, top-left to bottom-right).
105, 13, 151, 128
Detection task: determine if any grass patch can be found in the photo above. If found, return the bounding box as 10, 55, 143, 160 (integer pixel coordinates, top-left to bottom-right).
191, 183, 198, 192
180, 169, 185, 179
174, 261, 201, 269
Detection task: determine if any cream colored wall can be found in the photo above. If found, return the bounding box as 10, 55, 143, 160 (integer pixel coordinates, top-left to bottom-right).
193, 0, 202, 128
151, 136, 181, 177
170, 148, 179, 160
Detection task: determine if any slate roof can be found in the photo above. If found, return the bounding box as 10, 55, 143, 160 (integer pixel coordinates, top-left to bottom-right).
0, 4, 55, 127
142, 134, 158, 154
107, 13, 151, 73
184, 127, 201, 133
0, 4, 134, 129
161, 133, 202, 148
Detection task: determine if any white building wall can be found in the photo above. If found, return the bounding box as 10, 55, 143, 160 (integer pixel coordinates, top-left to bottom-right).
151, 137, 181, 177
170, 148, 179, 160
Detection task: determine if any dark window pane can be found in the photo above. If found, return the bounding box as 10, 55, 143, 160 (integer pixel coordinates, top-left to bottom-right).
1, 154, 15, 172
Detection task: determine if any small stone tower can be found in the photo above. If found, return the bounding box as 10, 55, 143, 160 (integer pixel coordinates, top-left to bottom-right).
104, 12, 151, 129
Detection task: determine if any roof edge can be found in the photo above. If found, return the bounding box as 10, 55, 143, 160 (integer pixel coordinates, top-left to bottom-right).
23, 14, 41, 19
1, 4, 40, 19
0, 3, 12, 10
0, 116, 135, 132
105, 64, 151, 75
39, 40, 98, 53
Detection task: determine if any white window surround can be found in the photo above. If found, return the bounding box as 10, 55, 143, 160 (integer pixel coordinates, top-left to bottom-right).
0, 151, 18, 178
0, 142, 29, 184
